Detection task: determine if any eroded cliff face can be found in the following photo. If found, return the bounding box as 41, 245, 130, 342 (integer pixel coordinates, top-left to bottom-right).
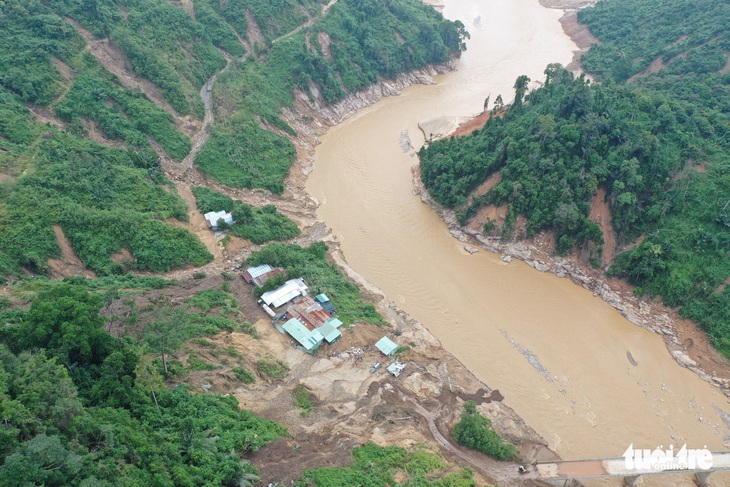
281, 61, 457, 155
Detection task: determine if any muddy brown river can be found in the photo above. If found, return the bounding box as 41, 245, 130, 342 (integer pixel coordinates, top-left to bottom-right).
306, 0, 729, 481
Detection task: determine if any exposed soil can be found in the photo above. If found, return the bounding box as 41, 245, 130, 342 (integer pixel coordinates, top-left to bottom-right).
244, 11, 266, 49
27, 104, 66, 130
628, 55, 667, 81
110, 270, 549, 486
65, 18, 201, 138
47, 225, 96, 279
172, 0, 196, 20
721, 55, 730, 74
82, 118, 127, 149
47, 2, 730, 484
588, 186, 616, 266
173, 184, 224, 259
540, 0, 600, 73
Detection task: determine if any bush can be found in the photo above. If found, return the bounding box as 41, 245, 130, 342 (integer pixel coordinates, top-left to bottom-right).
256, 358, 289, 380
232, 366, 256, 384
452, 401, 516, 460
292, 384, 314, 416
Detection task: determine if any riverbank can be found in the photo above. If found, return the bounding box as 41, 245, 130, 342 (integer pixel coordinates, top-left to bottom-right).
412, 164, 730, 403
164, 0, 730, 476
412, 0, 730, 404
302, 0, 730, 465
539, 0, 600, 72
155, 57, 562, 484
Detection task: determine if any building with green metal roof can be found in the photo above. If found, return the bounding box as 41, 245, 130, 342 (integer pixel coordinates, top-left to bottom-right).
283, 318, 323, 352
316, 321, 341, 344
375, 336, 398, 356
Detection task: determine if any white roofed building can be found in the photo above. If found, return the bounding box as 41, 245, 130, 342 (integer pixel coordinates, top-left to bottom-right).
260, 278, 308, 308
204, 211, 234, 229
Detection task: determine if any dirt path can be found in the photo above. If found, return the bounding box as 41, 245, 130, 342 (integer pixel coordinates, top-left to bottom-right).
272, 0, 338, 44
179, 53, 232, 170
47, 225, 96, 279
65, 17, 200, 139
400, 393, 528, 486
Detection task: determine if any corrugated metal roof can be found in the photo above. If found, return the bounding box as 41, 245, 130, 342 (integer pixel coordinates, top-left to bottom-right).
283, 318, 323, 351
326, 317, 343, 329
315, 293, 329, 303
375, 336, 398, 356
316, 322, 341, 344
261, 278, 308, 308
246, 264, 273, 279
288, 296, 331, 330
387, 362, 405, 377
204, 211, 234, 228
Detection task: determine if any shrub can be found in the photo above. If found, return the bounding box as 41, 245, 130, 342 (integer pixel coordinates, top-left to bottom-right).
452, 401, 517, 460
232, 366, 256, 384
256, 358, 289, 380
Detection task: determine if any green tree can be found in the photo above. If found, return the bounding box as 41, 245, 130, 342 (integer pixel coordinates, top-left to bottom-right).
0, 434, 83, 487
143, 306, 190, 374
452, 401, 516, 460
512, 75, 531, 108
13, 285, 116, 367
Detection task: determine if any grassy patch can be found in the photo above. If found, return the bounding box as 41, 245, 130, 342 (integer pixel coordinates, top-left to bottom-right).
186, 351, 220, 370
292, 383, 314, 416
232, 366, 256, 384
298, 442, 476, 486
256, 358, 289, 380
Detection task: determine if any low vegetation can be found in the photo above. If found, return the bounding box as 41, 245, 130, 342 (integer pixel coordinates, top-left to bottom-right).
247, 242, 383, 325
256, 358, 290, 380
200, 0, 468, 193
292, 383, 315, 416
297, 442, 477, 486
232, 366, 256, 384
452, 401, 517, 461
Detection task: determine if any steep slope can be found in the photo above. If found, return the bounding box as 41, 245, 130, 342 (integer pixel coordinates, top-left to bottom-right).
418, 0, 730, 356
0, 0, 467, 281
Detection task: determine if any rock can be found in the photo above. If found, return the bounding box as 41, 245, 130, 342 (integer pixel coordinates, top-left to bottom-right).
464, 245, 478, 254
501, 255, 512, 263
671, 350, 698, 368
527, 260, 549, 272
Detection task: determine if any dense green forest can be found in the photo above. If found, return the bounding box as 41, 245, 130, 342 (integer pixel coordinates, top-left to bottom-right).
0, 280, 286, 486
197, 0, 467, 193
420, 0, 729, 355
0, 0, 466, 280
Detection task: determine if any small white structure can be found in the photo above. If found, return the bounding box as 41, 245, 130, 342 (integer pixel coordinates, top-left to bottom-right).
260, 278, 308, 308
387, 362, 405, 377
204, 210, 234, 229
261, 303, 276, 319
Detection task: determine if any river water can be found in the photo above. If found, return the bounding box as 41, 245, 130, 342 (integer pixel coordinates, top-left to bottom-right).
305, 0, 729, 477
